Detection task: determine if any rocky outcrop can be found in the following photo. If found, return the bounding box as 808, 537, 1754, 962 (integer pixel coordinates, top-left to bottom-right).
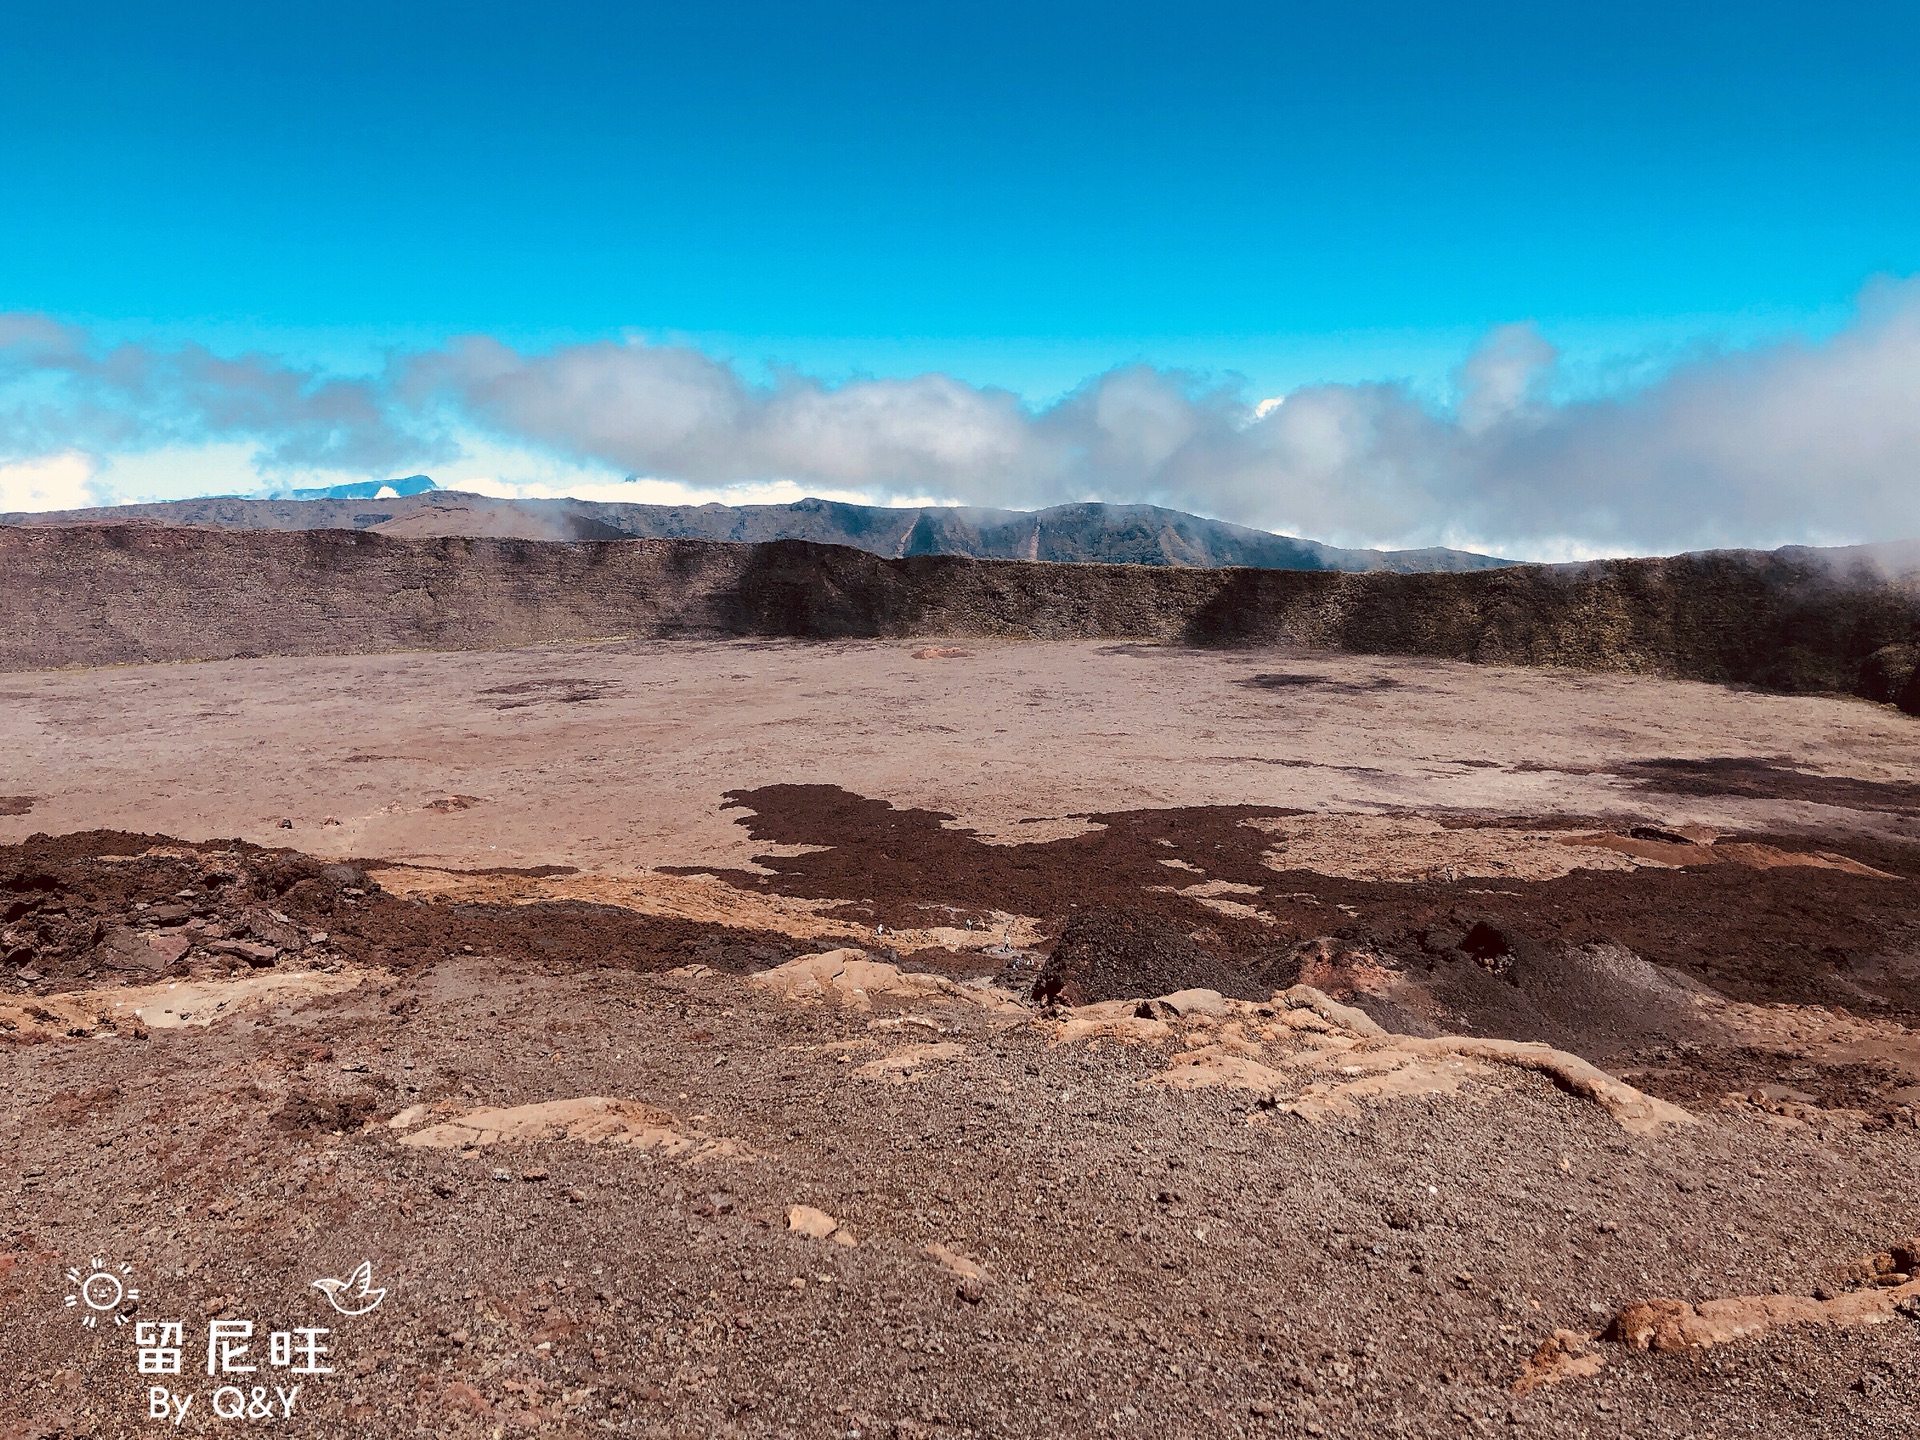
4, 524, 1920, 696
1859, 643, 1920, 703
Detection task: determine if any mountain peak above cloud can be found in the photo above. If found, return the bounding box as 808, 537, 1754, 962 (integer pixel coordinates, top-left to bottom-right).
280, 475, 439, 501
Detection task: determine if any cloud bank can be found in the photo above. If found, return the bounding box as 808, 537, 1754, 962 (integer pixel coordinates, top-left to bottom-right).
4, 282, 1920, 559
0, 315, 443, 475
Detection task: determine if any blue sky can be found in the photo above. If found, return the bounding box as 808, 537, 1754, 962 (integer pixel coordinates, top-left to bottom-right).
3, 2, 1919, 556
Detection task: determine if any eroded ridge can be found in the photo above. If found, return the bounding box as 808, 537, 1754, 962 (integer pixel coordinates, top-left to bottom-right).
744, 948, 1696, 1135
1609, 1238, 1920, 1353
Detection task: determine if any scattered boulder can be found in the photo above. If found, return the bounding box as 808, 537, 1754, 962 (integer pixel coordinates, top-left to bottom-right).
1513, 1329, 1605, 1394
1843, 1237, 1920, 1288
786, 1205, 856, 1247
925, 1243, 989, 1302
209, 938, 280, 967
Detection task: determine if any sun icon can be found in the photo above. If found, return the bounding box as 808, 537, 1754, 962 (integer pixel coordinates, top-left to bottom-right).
65, 1258, 138, 1328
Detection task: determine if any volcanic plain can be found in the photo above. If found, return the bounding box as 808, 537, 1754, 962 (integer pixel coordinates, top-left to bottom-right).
3, 638, 1918, 1438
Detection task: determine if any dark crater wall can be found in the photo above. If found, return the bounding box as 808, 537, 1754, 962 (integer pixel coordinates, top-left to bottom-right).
3, 524, 1919, 700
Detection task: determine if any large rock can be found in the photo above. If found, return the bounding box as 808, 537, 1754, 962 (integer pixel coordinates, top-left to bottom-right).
95, 925, 188, 975
1031, 908, 1252, 1007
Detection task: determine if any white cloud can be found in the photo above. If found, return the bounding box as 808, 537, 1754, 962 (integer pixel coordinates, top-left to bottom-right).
0, 452, 99, 512
5, 280, 1920, 559
407, 287, 1920, 556
1454, 323, 1556, 434
90, 442, 303, 503
430, 435, 952, 510
459, 472, 950, 510
403, 337, 1045, 496
0, 318, 440, 474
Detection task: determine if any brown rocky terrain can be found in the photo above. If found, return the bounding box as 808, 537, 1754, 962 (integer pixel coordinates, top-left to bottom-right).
3, 807, 1918, 1439
2, 628, 1917, 1436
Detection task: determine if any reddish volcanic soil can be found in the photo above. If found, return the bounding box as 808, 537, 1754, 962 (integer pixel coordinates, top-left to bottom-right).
3, 640, 1918, 1437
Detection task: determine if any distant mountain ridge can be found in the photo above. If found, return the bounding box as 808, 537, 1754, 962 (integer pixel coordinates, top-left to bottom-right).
283, 474, 437, 501
0, 489, 1513, 573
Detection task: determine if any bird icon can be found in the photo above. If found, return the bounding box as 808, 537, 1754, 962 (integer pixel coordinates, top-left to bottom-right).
311, 1261, 386, 1316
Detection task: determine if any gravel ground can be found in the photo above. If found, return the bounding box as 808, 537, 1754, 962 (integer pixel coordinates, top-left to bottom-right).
3, 853, 1917, 1438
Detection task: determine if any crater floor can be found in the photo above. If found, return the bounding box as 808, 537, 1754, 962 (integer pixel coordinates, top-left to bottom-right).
2, 639, 1917, 1437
